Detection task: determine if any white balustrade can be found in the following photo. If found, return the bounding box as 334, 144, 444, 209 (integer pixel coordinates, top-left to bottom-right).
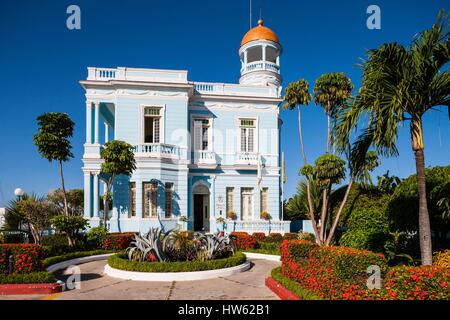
240, 61, 280, 75
236, 152, 260, 164
134, 143, 183, 159
227, 220, 291, 234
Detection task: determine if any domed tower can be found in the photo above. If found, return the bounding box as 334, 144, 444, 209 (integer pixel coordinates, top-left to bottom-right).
239, 19, 282, 87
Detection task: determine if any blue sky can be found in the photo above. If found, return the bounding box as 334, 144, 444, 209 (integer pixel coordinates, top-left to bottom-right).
0, 0, 449, 207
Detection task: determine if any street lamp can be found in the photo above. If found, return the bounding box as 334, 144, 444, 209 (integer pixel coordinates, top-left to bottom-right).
14, 188, 24, 200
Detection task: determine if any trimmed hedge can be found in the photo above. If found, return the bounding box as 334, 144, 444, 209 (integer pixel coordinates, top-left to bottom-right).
0, 244, 44, 274
271, 267, 323, 300
43, 250, 113, 268
0, 271, 55, 284
281, 240, 450, 300
281, 240, 388, 299
108, 252, 246, 273
230, 232, 259, 250
103, 233, 135, 251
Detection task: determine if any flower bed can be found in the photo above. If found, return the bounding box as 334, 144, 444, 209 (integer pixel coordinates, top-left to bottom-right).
0, 244, 44, 274
103, 232, 135, 251
280, 240, 450, 300
108, 252, 246, 273
268, 267, 322, 300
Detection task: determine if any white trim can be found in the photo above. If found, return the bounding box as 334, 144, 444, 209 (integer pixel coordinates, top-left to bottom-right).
46, 254, 113, 273
104, 261, 251, 282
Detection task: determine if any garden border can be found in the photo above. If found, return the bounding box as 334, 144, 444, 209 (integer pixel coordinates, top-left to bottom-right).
243, 252, 281, 262
45, 253, 114, 273
0, 282, 63, 295
104, 261, 251, 281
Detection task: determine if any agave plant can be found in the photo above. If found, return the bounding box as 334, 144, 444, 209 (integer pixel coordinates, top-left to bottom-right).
126, 227, 168, 262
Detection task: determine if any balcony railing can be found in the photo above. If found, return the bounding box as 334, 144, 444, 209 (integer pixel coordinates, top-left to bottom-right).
236, 152, 260, 165
134, 143, 184, 160
193, 150, 216, 165
227, 220, 291, 234
240, 61, 280, 75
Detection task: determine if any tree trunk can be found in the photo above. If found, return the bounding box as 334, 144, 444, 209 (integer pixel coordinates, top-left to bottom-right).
414, 148, 433, 265
326, 114, 331, 154
103, 177, 113, 228
411, 118, 432, 265
297, 105, 320, 242
59, 160, 69, 216
326, 179, 353, 246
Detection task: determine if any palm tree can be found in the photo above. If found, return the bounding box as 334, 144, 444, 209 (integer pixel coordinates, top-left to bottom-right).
282, 80, 319, 236
314, 73, 354, 154
336, 11, 449, 265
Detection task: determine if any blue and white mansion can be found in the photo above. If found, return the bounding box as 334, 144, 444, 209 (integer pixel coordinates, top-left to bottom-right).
80, 20, 290, 234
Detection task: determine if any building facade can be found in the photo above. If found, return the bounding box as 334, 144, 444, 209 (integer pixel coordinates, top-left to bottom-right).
81, 20, 290, 234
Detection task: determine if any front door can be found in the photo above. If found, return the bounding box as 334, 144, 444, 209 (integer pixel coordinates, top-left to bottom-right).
194, 195, 204, 231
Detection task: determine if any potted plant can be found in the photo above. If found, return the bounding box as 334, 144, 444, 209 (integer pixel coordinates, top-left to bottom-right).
226, 211, 237, 220
178, 215, 188, 230
216, 216, 227, 232
260, 211, 271, 221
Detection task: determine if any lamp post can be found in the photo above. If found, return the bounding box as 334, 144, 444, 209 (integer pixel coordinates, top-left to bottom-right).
14, 188, 24, 200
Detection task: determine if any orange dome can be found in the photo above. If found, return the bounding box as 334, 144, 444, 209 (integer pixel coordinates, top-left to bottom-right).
240, 19, 279, 46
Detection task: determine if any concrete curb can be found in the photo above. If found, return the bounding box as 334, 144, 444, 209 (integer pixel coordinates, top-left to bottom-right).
104, 261, 252, 282
0, 282, 64, 295
265, 277, 300, 300
243, 252, 281, 262
46, 254, 114, 273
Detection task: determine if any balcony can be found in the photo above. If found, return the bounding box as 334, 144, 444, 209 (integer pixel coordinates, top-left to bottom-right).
134, 144, 185, 160
193, 150, 216, 165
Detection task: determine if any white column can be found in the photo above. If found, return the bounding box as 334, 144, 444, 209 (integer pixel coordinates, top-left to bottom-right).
93, 173, 99, 218
136, 180, 143, 219
94, 102, 100, 144
276, 55, 280, 66
83, 173, 91, 218
86, 102, 92, 144
244, 50, 248, 64
104, 122, 109, 143
262, 45, 267, 62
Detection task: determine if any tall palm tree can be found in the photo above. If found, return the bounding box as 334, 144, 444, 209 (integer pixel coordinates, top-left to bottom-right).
314, 73, 354, 240
282, 80, 319, 237
314, 73, 354, 154
336, 11, 449, 265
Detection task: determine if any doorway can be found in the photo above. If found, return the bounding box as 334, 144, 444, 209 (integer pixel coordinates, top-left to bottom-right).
193, 184, 210, 232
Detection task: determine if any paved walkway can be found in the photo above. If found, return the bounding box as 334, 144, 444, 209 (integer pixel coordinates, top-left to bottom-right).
1, 258, 279, 300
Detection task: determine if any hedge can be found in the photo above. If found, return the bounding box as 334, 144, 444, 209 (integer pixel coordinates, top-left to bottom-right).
0, 244, 44, 274
271, 267, 323, 300
103, 233, 135, 251
281, 240, 388, 299
0, 271, 55, 284
280, 240, 450, 300
43, 250, 113, 269
108, 252, 246, 273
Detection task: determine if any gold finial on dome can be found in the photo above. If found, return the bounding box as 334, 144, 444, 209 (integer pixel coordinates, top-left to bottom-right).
257, 19, 264, 26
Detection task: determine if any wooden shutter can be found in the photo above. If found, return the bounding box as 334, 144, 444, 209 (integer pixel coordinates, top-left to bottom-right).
153, 118, 160, 143
248, 128, 254, 152
194, 121, 202, 151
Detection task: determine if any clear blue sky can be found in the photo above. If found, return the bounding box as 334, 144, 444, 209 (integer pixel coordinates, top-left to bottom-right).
0, 0, 449, 207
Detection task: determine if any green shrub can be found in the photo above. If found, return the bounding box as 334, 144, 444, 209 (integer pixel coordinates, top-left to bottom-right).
43, 250, 112, 268
0, 271, 55, 284
87, 227, 108, 249
0, 232, 26, 244
271, 267, 323, 300
283, 233, 298, 240
50, 215, 89, 247
108, 252, 246, 272
297, 231, 316, 242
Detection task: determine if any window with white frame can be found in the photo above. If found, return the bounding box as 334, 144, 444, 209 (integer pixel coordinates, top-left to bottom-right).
144, 107, 161, 143
193, 118, 210, 151
143, 181, 158, 218
165, 183, 173, 218
129, 182, 136, 217
241, 188, 254, 220
239, 119, 255, 153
